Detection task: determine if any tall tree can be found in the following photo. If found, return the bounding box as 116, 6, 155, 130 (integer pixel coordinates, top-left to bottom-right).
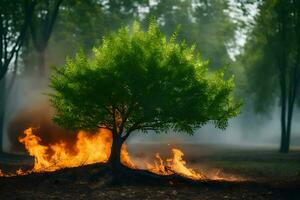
241, 0, 300, 152
0, 0, 35, 151
0, 0, 35, 80
49, 21, 240, 174
30, 0, 63, 76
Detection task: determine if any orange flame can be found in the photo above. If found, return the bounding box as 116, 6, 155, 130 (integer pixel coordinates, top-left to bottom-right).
146, 149, 203, 180
17, 128, 133, 172
15, 128, 203, 180
0, 127, 241, 181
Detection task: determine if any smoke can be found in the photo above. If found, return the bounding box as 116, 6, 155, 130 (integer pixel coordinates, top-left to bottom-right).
3, 75, 80, 154
4, 75, 300, 154
4, 74, 300, 155
129, 106, 300, 149
7, 99, 79, 154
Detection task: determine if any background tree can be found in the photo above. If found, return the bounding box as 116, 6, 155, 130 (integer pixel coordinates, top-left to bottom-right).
0, 0, 35, 152
49, 0, 237, 69
29, 0, 63, 76
240, 0, 300, 152
49, 21, 240, 171
0, 0, 35, 80
147, 0, 236, 68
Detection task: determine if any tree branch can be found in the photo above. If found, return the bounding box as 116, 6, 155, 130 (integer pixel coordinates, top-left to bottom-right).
112, 106, 118, 135
0, 14, 3, 67
118, 102, 136, 137
3, 19, 7, 62
121, 131, 131, 143
104, 106, 113, 115
6, 51, 19, 97
97, 125, 112, 131
0, 0, 36, 80
45, 0, 63, 42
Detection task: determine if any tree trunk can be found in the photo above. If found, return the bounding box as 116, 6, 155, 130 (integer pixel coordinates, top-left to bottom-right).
37, 50, 46, 77
0, 78, 6, 152
279, 97, 287, 153
109, 130, 123, 182
279, 69, 287, 153
109, 135, 122, 169
285, 109, 292, 152
278, 3, 288, 153
284, 63, 298, 153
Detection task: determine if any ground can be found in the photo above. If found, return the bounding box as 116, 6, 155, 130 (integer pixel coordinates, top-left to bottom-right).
0, 144, 299, 200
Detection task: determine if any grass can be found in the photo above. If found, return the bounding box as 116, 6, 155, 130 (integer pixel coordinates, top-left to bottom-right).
209, 160, 300, 180
129, 143, 300, 182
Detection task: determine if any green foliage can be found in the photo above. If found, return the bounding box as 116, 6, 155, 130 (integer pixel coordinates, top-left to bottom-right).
46, 0, 237, 70
147, 0, 236, 68
240, 0, 300, 113
50, 21, 240, 136
239, 1, 277, 113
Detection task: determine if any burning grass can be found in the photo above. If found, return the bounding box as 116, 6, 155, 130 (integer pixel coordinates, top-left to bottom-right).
0, 127, 241, 181
0, 127, 202, 179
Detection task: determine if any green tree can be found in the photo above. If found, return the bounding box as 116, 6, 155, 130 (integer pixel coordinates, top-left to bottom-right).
50, 21, 240, 171
241, 0, 300, 152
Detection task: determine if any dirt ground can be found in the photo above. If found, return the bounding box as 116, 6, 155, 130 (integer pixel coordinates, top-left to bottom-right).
0, 144, 299, 200
0, 163, 299, 200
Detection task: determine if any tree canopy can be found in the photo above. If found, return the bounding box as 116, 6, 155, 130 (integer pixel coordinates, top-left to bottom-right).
50, 21, 240, 137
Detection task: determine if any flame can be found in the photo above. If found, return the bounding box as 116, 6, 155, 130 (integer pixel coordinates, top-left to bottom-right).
17, 128, 133, 172
0, 127, 241, 181
14, 128, 202, 180
146, 149, 203, 180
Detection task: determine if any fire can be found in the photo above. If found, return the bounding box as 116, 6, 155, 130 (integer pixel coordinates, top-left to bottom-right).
17, 128, 204, 180
0, 127, 240, 181
17, 128, 133, 172
146, 149, 203, 180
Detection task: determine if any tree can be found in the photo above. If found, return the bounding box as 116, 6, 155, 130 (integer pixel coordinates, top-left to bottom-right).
0, 0, 35, 80
50, 0, 237, 69
51, 0, 106, 58
240, 0, 300, 152
30, 0, 63, 76
147, 0, 236, 68
50, 21, 240, 172
0, 0, 35, 151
